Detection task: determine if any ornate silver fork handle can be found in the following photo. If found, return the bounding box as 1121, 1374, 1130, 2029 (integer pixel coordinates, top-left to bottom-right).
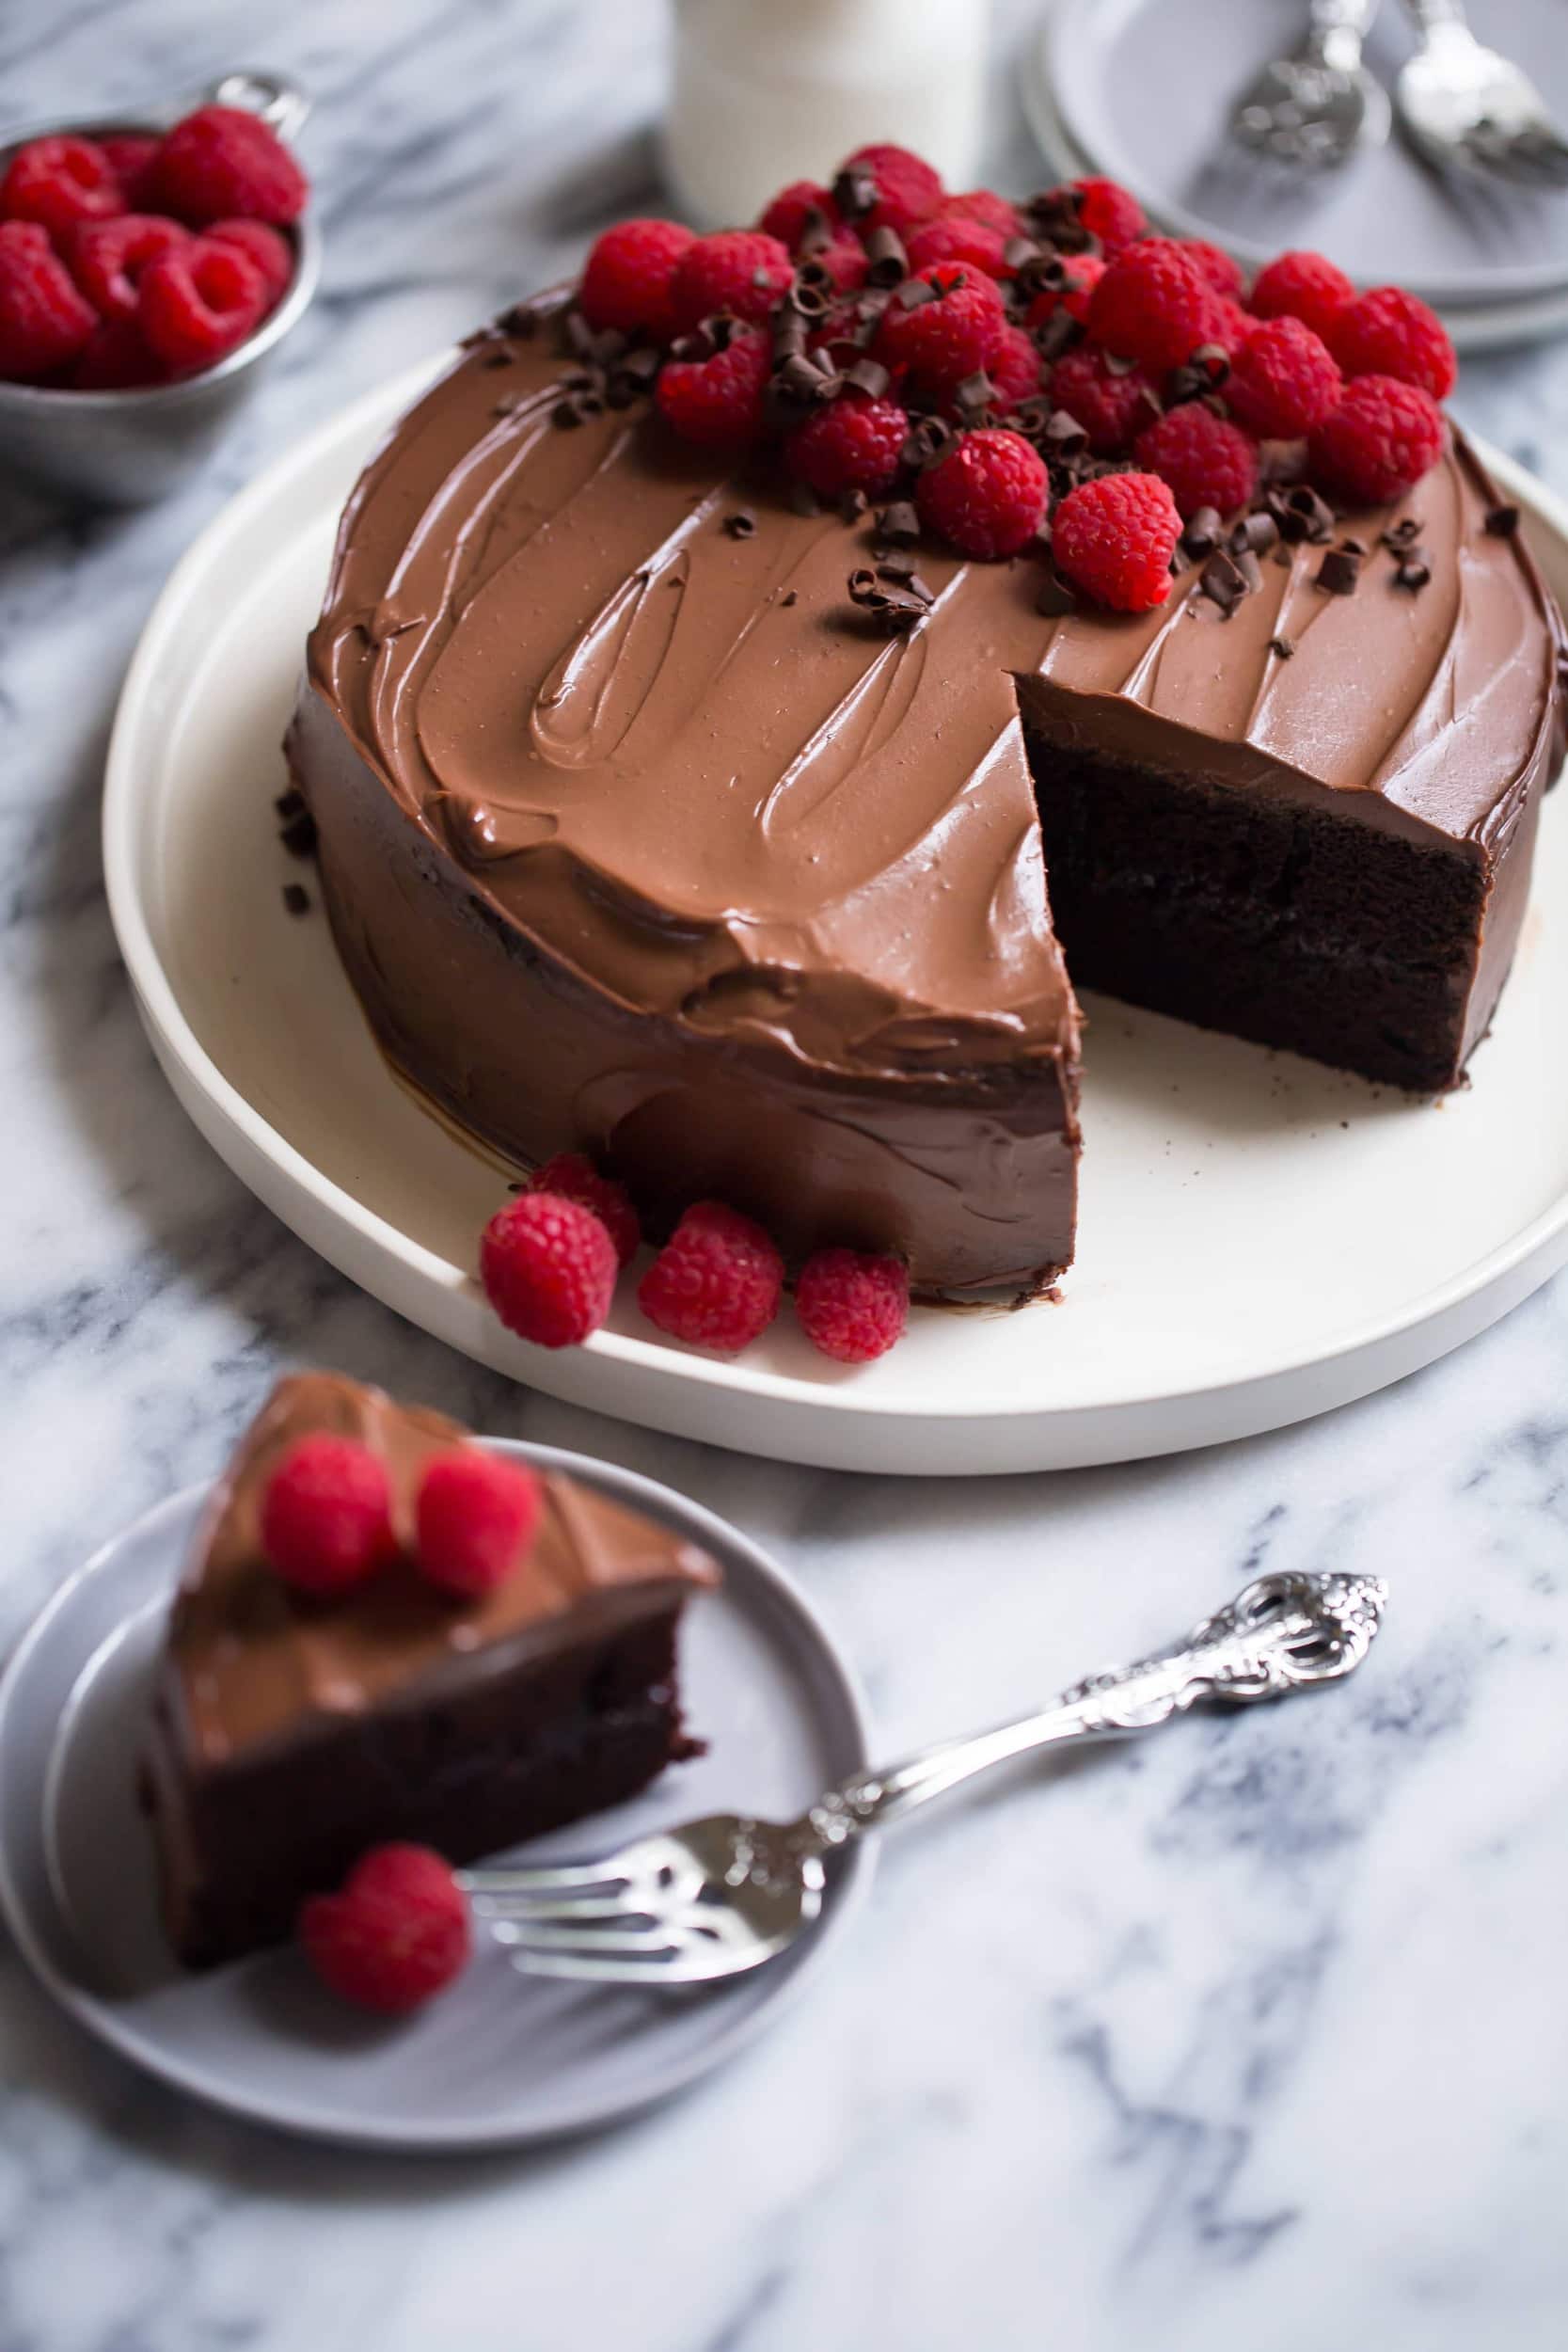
803, 1570, 1386, 1850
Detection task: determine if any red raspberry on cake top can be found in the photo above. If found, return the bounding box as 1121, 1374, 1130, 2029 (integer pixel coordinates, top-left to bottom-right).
1135, 403, 1259, 519
1047, 342, 1160, 456
1248, 248, 1355, 343
1086, 237, 1219, 371
1330, 285, 1456, 401
298, 1844, 470, 2013
579, 217, 693, 342
415, 1448, 543, 1598
986, 324, 1043, 411
1024, 252, 1104, 332
942, 189, 1024, 239
786, 391, 910, 501
638, 1201, 784, 1353
670, 230, 794, 333
840, 142, 944, 236
1309, 373, 1445, 506
1226, 314, 1342, 438
260, 1434, 395, 1597
150, 103, 308, 226
917, 426, 1048, 559
481, 1188, 619, 1347
872, 262, 1006, 403
1180, 239, 1246, 301
758, 180, 839, 249
1052, 471, 1181, 613
796, 1249, 910, 1363
1, 134, 123, 242
905, 215, 1011, 281
0, 220, 98, 380
656, 320, 770, 445
1063, 176, 1144, 256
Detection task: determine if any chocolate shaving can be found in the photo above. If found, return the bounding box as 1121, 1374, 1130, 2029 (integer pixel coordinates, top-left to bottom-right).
1315, 545, 1361, 596
552, 390, 602, 429
495, 301, 542, 339
895, 274, 942, 310
1167, 344, 1231, 405
845, 355, 892, 400
874, 500, 920, 546
563, 310, 598, 359
1380, 515, 1423, 551
1101, 349, 1137, 378
279, 809, 317, 859
906, 571, 937, 606
1004, 236, 1044, 274
787, 262, 835, 318
954, 370, 995, 421
1269, 634, 1296, 659
1182, 505, 1223, 560
832, 166, 877, 220
1025, 184, 1097, 255
1485, 502, 1520, 537
789, 480, 822, 517
1034, 566, 1078, 616
781, 589, 799, 607
1275, 484, 1336, 544
1394, 555, 1431, 591
480, 347, 515, 371
724, 508, 757, 539
275, 787, 305, 819
1229, 510, 1279, 557
900, 415, 959, 471
1198, 548, 1250, 616
840, 486, 870, 524
1043, 408, 1088, 457
1031, 309, 1080, 362
876, 549, 918, 580
847, 564, 927, 634
281, 882, 310, 916
863, 227, 909, 289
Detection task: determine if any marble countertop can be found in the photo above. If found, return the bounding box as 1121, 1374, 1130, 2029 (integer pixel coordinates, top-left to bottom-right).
3, 4, 1568, 2346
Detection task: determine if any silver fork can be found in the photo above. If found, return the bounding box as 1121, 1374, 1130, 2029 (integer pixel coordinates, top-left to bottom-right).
1228, 0, 1391, 170
462, 1569, 1387, 1988
1395, 0, 1568, 188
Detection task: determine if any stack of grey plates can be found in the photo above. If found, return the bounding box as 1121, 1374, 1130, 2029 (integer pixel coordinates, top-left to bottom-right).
1022, 0, 1568, 351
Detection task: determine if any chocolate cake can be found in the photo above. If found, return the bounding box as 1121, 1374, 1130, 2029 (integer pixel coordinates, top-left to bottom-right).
142, 1373, 718, 1967
284, 298, 1565, 1300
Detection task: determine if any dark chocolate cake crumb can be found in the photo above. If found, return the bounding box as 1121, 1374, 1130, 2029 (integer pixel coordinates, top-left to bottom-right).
780, 589, 799, 607
1484, 502, 1521, 538
1393, 554, 1432, 591
279, 808, 317, 859
1269, 634, 1296, 659
282, 882, 310, 916
1315, 545, 1361, 596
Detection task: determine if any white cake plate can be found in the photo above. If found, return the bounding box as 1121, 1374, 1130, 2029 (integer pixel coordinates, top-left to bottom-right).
103, 360, 1568, 1474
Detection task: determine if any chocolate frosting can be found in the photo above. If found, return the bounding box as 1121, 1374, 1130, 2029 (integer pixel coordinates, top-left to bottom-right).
164, 1372, 719, 1770
288, 305, 1564, 1293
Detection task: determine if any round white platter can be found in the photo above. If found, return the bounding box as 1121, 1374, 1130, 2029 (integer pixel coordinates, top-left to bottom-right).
103, 359, 1568, 1476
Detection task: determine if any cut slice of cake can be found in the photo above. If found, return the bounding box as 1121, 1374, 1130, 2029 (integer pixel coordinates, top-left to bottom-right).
141, 1372, 719, 1968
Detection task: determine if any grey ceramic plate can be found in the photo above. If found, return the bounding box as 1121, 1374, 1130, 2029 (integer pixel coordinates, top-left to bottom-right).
0, 1442, 872, 2150
1046, 0, 1568, 304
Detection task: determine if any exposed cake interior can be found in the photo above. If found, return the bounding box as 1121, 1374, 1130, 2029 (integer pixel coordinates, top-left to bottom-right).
142, 1373, 719, 1967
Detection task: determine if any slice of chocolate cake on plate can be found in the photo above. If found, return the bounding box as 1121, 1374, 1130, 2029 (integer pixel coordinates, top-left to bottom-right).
141, 1372, 718, 1968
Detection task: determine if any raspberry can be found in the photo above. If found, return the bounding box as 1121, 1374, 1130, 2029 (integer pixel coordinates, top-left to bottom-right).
655, 322, 770, 446
1308, 374, 1444, 506
987, 325, 1043, 411
841, 142, 944, 237
637, 1201, 784, 1353
1180, 239, 1245, 301
1330, 285, 1456, 401
1052, 470, 1181, 612
414, 1447, 543, 1597
1133, 403, 1258, 518
137, 237, 268, 374
1248, 248, 1355, 343
1024, 252, 1104, 332
872, 264, 1006, 403
1066, 176, 1144, 256
298, 1845, 470, 2014
905, 215, 1010, 281
1086, 237, 1218, 370
795, 1249, 910, 1363
529, 1151, 641, 1267
150, 103, 309, 227
812, 232, 870, 297
480, 1189, 618, 1347
101, 134, 159, 208
942, 190, 1024, 239
206, 218, 293, 304
71, 316, 162, 389
0, 221, 97, 381
70, 215, 190, 325
758, 180, 838, 250
785, 392, 909, 500
1226, 315, 1341, 437
1209, 297, 1255, 357
1047, 342, 1160, 455
669, 230, 793, 332
259, 1434, 394, 1597
917, 426, 1048, 560
0, 135, 122, 242
579, 217, 693, 342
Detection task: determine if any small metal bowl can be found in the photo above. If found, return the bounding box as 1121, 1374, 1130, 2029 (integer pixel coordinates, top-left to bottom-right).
0, 71, 320, 508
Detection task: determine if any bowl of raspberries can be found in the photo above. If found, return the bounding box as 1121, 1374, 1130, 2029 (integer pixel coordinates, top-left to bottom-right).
0, 71, 318, 507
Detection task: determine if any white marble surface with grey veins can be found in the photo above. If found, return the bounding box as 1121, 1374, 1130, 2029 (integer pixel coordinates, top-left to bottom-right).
2, 3, 1567, 2347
